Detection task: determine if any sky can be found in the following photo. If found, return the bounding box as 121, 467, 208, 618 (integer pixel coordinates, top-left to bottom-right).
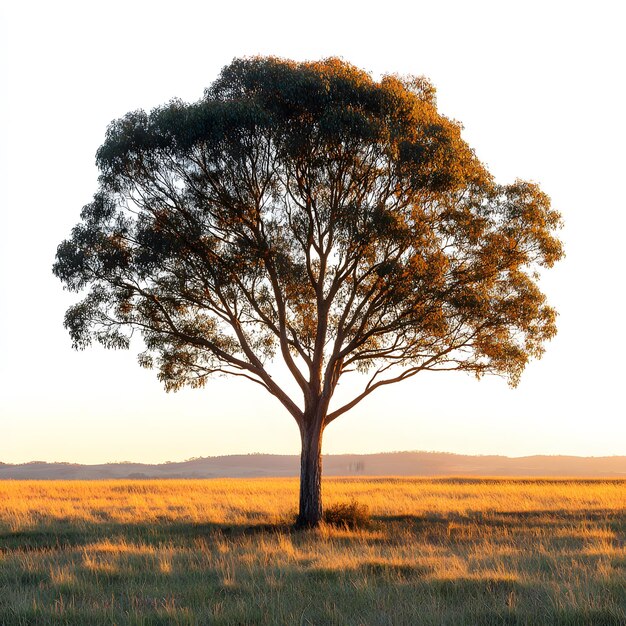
1, 0, 624, 464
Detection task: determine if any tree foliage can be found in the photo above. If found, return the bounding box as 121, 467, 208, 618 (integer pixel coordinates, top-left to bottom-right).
54, 57, 563, 524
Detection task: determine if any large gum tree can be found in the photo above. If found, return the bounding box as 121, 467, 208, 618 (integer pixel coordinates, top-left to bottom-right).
54, 57, 563, 527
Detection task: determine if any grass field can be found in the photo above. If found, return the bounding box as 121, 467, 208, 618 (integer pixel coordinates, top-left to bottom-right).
0, 478, 624, 625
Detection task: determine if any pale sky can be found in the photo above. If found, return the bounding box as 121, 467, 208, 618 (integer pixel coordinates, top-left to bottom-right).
1, 0, 624, 464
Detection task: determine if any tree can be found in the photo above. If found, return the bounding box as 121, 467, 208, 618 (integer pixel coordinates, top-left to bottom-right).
54, 57, 563, 527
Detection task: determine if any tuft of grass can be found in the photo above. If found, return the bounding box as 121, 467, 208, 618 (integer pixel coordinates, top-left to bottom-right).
323, 499, 370, 529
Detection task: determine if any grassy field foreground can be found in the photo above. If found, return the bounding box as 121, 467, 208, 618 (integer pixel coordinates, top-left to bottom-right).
0, 478, 624, 625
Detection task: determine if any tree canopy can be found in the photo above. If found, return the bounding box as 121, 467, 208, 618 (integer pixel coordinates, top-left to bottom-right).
54, 57, 563, 526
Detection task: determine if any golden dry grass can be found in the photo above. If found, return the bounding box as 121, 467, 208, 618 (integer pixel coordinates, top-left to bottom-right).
0, 478, 624, 625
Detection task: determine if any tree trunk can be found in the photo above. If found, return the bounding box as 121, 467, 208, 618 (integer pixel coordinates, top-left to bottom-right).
295, 421, 323, 528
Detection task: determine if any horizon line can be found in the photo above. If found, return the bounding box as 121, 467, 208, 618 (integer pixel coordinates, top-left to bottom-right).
3, 449, 625, 467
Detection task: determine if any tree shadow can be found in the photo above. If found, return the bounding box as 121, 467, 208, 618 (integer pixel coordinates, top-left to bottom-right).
1, 507, 623, 553
0, 516, 294, 552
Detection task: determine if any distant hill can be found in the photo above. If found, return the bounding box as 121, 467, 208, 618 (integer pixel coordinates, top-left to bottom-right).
1, 452, 624, 479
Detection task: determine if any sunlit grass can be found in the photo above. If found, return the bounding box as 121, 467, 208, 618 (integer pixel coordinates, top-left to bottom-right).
0, 478, 624, 624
